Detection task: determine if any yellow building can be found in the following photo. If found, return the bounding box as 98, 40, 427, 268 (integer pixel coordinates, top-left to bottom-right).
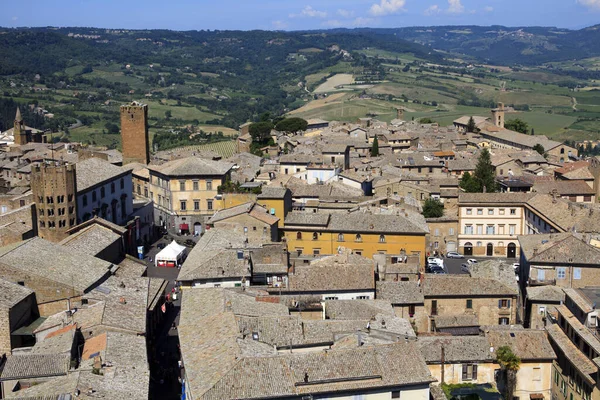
256, 186, 292, 229
458, 193, 533, 258
419, 330, 556, 400
283, 211, 428, 265
147, 157, 233, 234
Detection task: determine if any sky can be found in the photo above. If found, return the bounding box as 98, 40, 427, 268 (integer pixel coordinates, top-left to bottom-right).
3, 0, 600, 31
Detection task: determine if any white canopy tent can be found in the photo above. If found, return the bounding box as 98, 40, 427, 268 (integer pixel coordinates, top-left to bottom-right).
155, 240, 187, 268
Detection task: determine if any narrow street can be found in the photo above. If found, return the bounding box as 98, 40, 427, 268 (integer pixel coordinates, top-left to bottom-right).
144, 235, 192, 400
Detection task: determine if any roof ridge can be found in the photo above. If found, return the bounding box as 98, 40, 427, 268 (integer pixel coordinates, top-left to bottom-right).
532, 233, 599, 261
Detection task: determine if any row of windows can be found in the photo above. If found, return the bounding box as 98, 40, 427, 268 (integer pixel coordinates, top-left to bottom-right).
81, 179, 126, 207
545, 268, 582, 280
465, 208, 516, 216
136, 185, 149, 197
178, 180, 213, 191
324, 295, 370, 300
38, 195, 74, 204
556, 366, 592, 400
38, 207, 75, 216
295, 232, 386, 243
430, 299, 510, 315
180, 200, 213, 211
39, 218, 75, 228
432, 228, 455, 236
295, 248, 397, 257
463, 224, 517, 235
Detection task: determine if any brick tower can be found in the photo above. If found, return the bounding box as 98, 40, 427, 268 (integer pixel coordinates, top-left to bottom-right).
31, 162, 78, 243
13, 107, 28, 146
120, 101, 150, 165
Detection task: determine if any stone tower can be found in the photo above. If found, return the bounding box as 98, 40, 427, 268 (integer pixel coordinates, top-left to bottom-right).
396, 107, 404, 120
13, 107, 28, 146
491, 102, 505, 129
120, 101, 150, 165
31, 162, 78, 243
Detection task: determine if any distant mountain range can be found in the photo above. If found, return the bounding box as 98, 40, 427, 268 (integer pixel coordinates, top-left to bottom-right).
2, 24, 600, 78
334, 25, 600, 65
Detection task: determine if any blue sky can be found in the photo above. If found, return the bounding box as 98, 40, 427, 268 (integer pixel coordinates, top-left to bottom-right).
3, 0, 600, 31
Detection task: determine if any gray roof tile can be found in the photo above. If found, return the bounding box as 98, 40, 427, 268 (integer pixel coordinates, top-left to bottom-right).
149, 156, 233, 177
76, 158, 129, 191
0, 354, 69, 380
0, 238, 113, 292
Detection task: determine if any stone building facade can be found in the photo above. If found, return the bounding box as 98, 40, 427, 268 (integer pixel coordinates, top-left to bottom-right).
31, 162, 77, 243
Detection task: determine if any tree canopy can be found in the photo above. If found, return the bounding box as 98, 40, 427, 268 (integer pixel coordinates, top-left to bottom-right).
371, 136, 380, 157
422, 198, 444, 218
275, 117, 308, 133
249, 121, 274, 142
460, 149, 498, 193
504, 118, 529, 134
533, 144, 545, 156
466, 116, 476, 133
496, 346, 521, 371
496, 345, 520, 400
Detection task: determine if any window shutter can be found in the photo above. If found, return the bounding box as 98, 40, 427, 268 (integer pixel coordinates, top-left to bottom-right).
462, 364, 468, 381
507, 299, 511, 308
498, 299, 502, 308
473, 364, 478, 380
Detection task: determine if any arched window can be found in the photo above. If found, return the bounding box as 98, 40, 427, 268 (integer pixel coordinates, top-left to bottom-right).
379, 235, 386, 243
338, 233, 344, 242
312, 232, 318, 240
296, 232, 302, 240
355, 234, 362, 242
560, 148, 565, 154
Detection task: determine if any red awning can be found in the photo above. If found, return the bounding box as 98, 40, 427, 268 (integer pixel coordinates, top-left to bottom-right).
180, 224, 189, 230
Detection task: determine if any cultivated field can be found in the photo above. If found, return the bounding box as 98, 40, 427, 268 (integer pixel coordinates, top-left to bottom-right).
313, 74, 355, 94
196, 126, 238, 136
289, 93, 348, 114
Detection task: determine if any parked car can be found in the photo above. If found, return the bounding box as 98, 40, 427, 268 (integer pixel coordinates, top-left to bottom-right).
427, 257, 444, 266
446, 251, 464, 259
460, 263, 470, 273
184, 239, 196, 247
467, 259, 478, 265
428, 266, 447, 274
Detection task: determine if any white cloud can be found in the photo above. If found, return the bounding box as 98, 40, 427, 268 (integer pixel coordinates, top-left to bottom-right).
290, 5, 327, 18
322, 19, 344, 27
483, 6, 494, 12
337, 9, 355, 18
447, 0, 465, 13
272, 20, 288, 29
353, 17, 375, 26
369, 0, 406, 16
578, 0, 600, 8
424, 5, 441, 15
322, 17, 376, 28
11, 16, 18, 21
